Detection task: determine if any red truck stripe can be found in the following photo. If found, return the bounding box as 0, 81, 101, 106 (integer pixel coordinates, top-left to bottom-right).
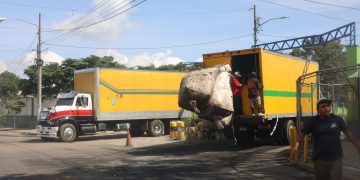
50, 110, 93, 120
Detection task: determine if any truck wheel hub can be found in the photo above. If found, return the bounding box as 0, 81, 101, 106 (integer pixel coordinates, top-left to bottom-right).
154, 125, 161, 133
64, 127, 74, 139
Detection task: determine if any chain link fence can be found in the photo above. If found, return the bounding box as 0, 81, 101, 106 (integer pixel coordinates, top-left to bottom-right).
296, 64, 360, 172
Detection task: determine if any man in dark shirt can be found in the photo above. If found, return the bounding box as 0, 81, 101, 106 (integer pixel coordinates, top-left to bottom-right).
247, 72, 263, 115
293, 98, 360, 180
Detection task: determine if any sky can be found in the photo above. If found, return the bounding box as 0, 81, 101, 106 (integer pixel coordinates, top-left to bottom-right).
0, 0, 360, 78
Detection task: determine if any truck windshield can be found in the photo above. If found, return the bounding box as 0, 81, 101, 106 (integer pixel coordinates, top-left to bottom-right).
56, 98, 75, 106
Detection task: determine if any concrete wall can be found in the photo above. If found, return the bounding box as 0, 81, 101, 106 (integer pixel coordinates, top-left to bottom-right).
0, 97, 56, 129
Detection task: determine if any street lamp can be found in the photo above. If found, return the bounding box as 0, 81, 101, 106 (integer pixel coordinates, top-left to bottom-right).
252, 5, 289, 46
0, 14, 43, 118
0, 17, 38, 27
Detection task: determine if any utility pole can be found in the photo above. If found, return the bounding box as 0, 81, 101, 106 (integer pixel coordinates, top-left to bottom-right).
251, 5, 288, 48
36, 13, 43, 117
253, 4, 257, 46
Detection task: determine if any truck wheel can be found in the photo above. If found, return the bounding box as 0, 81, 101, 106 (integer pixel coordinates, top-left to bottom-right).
275, 120, 295, 145
149, 120, 164, 137
59, 123, 77, 142
283, 120, 295, 145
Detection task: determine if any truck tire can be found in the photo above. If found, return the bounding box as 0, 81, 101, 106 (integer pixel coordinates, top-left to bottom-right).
275, 119, 295, 145
283, 120, 294, 145
149, 120, 164, 137
59, 123, 77, 142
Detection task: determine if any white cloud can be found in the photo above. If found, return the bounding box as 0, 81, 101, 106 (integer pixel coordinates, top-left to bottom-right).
42, 51, 65, 65
195, 57, 203, 62
2, 51, 64, 78
51, 0, 134, 42
95, 49, 129, 64
96, 49, 186, 67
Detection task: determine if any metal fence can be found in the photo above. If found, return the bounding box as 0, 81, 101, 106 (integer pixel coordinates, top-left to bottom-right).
295, 64, 360, 171
297, 64, 360, 139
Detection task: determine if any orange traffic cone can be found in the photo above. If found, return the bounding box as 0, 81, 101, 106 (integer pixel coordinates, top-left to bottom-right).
125, 130, 133, 147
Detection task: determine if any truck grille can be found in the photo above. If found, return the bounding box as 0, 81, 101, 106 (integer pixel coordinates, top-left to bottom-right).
38, 120, 50, 126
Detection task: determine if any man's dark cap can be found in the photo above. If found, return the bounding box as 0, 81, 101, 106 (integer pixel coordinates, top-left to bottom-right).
317, 97, 332, 107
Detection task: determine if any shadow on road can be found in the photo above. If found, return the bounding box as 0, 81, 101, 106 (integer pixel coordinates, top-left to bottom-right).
0, 139, 301, 179
20, 134, 129, 143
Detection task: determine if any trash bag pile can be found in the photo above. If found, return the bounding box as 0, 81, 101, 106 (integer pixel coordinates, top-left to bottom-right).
178, 64, 233, 129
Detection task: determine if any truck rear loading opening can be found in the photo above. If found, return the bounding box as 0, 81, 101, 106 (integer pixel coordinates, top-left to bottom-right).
203, 48, 318, 145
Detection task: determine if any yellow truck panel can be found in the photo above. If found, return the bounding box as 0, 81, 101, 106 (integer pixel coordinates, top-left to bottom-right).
74, 71, 95, 95
74, 68, 188, 121
203, 48, 318, 118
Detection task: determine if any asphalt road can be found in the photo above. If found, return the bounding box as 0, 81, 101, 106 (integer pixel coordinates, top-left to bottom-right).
0, 129, 312, 179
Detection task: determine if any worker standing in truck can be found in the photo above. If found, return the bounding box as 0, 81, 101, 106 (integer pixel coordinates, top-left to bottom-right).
231, 71, 243, 115
247, 72, 263, 116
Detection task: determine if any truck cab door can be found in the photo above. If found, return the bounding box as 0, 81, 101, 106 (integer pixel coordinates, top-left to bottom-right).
75, 96, 92, 122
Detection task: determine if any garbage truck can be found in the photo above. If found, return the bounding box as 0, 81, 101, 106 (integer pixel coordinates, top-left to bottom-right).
179, 48, 318, 145
36, 68, 190, 142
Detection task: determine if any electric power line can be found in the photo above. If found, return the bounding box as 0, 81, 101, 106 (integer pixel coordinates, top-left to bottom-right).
303, 0, 360, 11
260, 33, 296, 39
45, 0, 130, 44
43, 0, 113, 42
44, 34, 253, 50
261, 0, 354, 22
43, 0, 146, 46
44, 0, 148, 50
5, 32, 38, 73
0, 0, 82, 11
48, 0, 147, 32
128, 11, 243, 16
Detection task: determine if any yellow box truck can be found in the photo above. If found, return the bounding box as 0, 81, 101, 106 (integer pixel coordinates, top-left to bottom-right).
36, 68, 190, 142
202, 48, 318, 144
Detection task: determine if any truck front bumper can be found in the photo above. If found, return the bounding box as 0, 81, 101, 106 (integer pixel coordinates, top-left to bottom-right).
36, 125, 59, 138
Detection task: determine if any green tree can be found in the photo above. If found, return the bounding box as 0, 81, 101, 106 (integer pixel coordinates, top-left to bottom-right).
5, 100, 25, 114
20, 55, 126, 97
0, 71, 20, 100
289, 40, 346, 83
0, 71, 25, 123
137, 64, 155, 70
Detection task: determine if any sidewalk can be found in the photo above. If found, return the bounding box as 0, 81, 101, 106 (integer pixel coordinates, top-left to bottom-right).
289, 141, 360, 180
0, 128, 37, 136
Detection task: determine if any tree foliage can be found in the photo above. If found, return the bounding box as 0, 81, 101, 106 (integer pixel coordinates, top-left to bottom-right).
0, 71, 20, 100
289, 40, 346, 83
20, 55, 127, 97
0, 71, 25, 116
19, 55, 202, 97
5, 100, 26, 115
